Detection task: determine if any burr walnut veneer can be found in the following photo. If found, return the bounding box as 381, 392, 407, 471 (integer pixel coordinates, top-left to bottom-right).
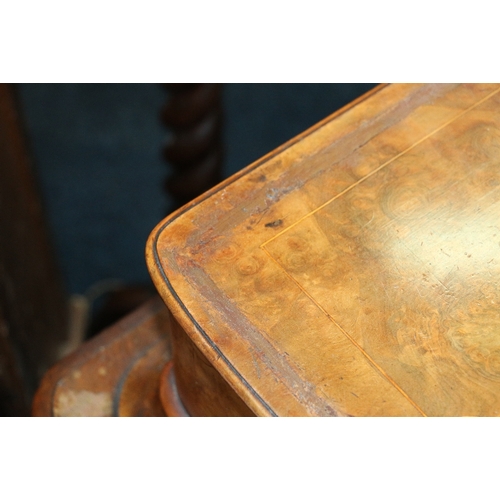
33, 83, 500, 417
149, 83, 500, 417
147, 83, 500, 416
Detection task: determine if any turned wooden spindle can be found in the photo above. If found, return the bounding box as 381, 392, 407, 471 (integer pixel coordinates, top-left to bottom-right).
161, 84, 224, 209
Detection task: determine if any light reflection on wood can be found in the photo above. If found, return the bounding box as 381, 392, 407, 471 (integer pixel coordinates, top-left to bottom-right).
149, 83, 500, 416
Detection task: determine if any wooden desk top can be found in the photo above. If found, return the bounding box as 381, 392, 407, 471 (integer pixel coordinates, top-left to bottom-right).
147, 84, 500, 416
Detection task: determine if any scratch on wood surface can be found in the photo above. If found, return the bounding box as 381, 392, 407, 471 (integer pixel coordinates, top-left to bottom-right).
265, 219, 283, 228
250, 352, 262, 379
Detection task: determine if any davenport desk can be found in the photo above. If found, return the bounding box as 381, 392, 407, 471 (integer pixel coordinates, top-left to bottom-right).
147, 83, 500, 417
33, 83, 500, 417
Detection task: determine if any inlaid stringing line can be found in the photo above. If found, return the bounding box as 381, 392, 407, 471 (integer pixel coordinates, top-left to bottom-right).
261, 86, 500, 249
261, 246, 427, 416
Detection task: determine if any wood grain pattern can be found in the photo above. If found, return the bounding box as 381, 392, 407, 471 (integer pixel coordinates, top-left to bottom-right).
166, 314, 254, 416
147, 84, 500, 416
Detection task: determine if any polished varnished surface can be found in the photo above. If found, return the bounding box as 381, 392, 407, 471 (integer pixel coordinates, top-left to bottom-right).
147, 84, 500, 416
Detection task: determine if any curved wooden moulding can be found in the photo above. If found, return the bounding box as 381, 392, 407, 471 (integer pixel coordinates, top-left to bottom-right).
159, 315, 254, 417
32, 297, 171, 417
161, 83, 223, 209
159, 362, 190, 417
148, 84, 500, 416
